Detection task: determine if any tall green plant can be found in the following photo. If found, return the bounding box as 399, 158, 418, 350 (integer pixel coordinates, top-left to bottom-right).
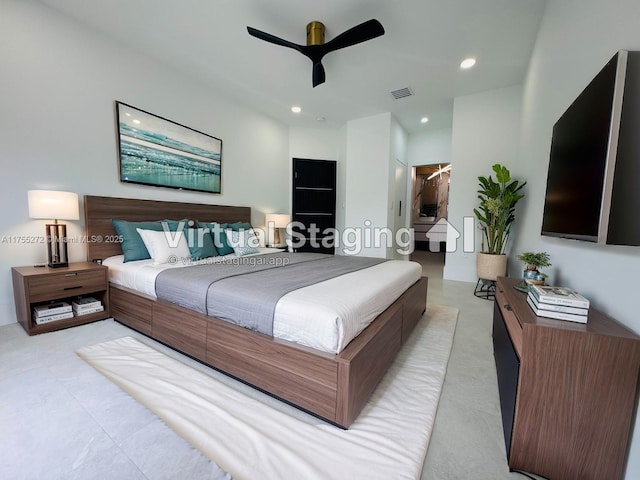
474, 164, 526, 255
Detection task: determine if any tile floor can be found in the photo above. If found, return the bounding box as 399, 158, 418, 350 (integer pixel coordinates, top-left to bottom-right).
0, 274, 538, 479
410, 249, 446, 279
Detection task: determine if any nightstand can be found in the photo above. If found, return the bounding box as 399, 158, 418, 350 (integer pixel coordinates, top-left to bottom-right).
12, 262, 110, 335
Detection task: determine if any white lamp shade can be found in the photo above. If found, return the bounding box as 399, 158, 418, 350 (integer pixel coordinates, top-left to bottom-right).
265, 213, 291, 228
28, 190, 79, 221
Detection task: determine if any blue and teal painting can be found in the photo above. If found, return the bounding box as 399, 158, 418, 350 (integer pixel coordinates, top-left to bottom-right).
117, 103, 221, 193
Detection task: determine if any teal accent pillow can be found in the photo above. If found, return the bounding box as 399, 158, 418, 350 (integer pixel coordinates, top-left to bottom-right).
112, 219, 164, 262
198, 221, 252, 256
222, 222, 254, 255
164, 219, 218, 260
185, 227, 218, 259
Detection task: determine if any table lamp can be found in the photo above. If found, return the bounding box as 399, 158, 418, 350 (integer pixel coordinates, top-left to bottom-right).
28, 190, 80, 268
265, 213, 291, 247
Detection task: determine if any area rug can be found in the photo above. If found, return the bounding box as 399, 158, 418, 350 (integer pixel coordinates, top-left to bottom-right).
77, 304, 458, 480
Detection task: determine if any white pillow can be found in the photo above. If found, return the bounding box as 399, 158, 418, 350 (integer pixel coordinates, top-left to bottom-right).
136, 228, 191, 265
225, 228, 259, 256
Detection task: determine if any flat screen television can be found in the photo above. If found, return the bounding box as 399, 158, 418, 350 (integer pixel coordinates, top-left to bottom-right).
541, 50, 640, 245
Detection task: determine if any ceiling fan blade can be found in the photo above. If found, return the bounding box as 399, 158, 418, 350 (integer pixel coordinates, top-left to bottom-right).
247, 20, 384, 88
312, 62, 326, 87
322, 19, 385, 54
247, 26, 303, 53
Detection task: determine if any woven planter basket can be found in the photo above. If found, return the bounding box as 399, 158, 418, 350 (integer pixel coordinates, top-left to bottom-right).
476, 252, 507, 281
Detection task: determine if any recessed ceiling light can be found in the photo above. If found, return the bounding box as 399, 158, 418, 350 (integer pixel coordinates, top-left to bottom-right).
291, 105, 302, 113
460, 58, 476, 69
132, 119, 141, 124
420, 117, 429, 124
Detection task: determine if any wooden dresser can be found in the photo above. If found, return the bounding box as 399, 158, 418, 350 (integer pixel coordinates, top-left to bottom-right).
493, 277, 640, 480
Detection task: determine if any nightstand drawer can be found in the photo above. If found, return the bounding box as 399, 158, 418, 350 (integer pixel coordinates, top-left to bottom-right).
28, 270, 106, 302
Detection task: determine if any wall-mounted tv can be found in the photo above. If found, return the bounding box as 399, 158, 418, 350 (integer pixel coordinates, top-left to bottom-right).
541, 50, 640, 246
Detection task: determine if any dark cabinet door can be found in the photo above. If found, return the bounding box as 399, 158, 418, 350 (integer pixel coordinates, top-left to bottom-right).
492, 301, 520, 458
292, 158, 336, 254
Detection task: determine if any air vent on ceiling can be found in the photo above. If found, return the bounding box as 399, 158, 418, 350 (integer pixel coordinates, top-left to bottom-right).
390, 87, 413, 100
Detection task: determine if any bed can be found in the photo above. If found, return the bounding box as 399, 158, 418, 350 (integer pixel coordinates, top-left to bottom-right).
84, 195, 428, 428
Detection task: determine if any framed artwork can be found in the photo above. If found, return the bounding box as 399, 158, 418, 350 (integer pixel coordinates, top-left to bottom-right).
115, 101, 222, 193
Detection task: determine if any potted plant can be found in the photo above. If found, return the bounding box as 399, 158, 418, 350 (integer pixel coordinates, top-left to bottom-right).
516, 251, 551, 285
474, 164, 526, 280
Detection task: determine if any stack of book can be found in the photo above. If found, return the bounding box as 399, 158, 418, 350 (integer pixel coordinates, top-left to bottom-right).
527, 284, 590, 323
32, 302, 73, 325
72, 296, 104, 316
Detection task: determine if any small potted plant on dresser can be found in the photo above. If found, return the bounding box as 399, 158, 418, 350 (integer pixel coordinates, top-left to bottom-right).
516, 251, 551, 286
474, 164, 526, 287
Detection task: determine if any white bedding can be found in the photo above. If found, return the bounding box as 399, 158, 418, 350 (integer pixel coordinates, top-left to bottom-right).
103, 249, 422, 353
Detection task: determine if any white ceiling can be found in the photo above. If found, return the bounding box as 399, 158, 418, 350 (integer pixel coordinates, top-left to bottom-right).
37, 0, 546, 133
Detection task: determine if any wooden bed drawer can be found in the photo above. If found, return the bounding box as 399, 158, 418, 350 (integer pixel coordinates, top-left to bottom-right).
110, 285, 153, 335
28, 269, 106, 302
205, 316, 338, 421
153, 301, 207, 362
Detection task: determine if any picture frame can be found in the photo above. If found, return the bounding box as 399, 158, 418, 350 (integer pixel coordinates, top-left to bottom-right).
115, 101, 222, 194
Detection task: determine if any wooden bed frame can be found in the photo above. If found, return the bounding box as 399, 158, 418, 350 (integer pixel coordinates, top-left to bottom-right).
84, 195, 428, 428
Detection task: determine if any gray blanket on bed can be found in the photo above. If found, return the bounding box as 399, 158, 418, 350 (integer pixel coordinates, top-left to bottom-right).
155, 252, 385, 336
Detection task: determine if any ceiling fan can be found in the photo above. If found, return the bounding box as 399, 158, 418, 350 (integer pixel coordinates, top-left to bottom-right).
247, 19, 385, 88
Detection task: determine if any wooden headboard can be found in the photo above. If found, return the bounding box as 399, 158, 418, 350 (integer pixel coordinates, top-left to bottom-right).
84, 195, 251, 261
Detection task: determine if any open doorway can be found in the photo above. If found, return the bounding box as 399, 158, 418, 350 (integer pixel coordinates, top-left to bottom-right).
410, 163, 450, 278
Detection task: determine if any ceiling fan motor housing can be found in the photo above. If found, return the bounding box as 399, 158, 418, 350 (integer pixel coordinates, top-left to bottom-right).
306, 21, 325, 45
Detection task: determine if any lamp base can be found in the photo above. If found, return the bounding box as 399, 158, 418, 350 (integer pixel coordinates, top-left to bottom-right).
45, 223, 69, 269
48, 261, 69, 268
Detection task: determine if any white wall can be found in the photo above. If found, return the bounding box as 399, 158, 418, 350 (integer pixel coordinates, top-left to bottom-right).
389, 117, 409, 259
289, 127, 340, 160
0, 0, 290, 326
444, 85, 524, 282
407, 128, 453, 169
344, 113, 393, 257
336, 125, 348, 237
511, 1, 640, 476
